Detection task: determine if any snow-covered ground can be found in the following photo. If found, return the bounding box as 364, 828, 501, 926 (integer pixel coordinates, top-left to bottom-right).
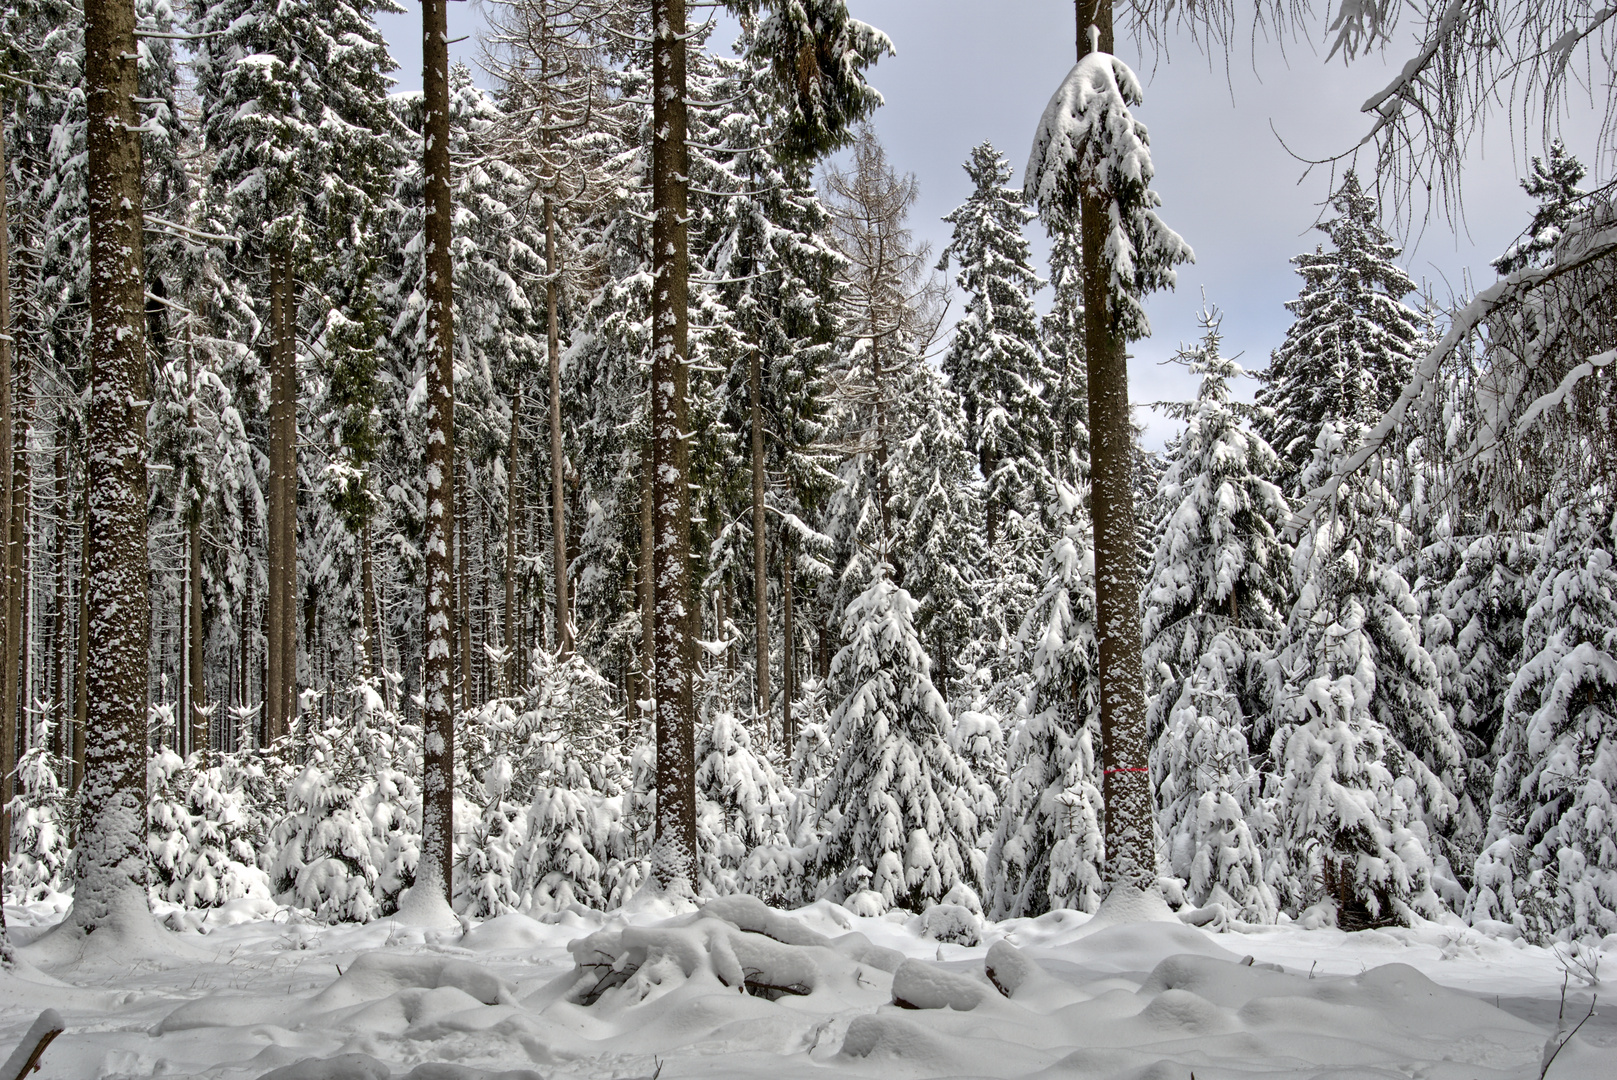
0, 894, 1609, 1080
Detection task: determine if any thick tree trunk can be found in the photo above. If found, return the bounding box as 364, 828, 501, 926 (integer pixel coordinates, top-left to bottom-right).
416, 0, 458, 912
545, 199, 571, 659
750, 348, 768, 726
504, 388, 520, 694
1075, 0, 1153, 892
75, 0, 152, 932
0, 114, 12, 868
649, 0, 697, 886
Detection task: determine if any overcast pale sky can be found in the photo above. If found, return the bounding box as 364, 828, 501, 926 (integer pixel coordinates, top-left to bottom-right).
375, 1, 1609, 446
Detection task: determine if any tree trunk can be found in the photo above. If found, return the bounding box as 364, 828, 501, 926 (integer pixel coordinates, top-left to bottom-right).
76, 0, 152, 932
188, 489, 206, 758
504, 387, 520, 694
639, 438, 653, 707
782, 536, 794, 748
750, 348, 768, 727
362, 518, 384, 705
417, 0, 458, 911
52, 445, 67, 759
457, 458, 471, 709
649, 0, 697, 886
1075, 0, 1153, 893
266, 244, 296, 743
73, 470, 87, 790
546, 198, 571, 659
0, 112, 12, 869
4, 339, 29, 854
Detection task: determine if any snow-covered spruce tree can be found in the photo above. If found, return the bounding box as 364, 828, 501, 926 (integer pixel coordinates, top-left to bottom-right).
147, 749, 271, 910
1255, 171, 1422, 492
456, 753, 527, 918
813, 566, 985, 912
1267, 424, 1460, 926
5, 740, 72, 902
1142, 307, 1291, 919
985, 484, 1105, 918
938, 141, 1057, 554
1041, 225, 1089, 483
695, 707, 795, 899
1473, 487, 1617, 941
268, 692, 422, 922
510, 651, 633, 913
1024, 25, 1193, 895
1491, 140, 1587, 276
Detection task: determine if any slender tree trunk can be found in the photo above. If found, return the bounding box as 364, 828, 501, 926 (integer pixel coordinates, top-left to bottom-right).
75, 0, 152, 932
649, 0, 697, 885
416, 0, 458, 912
361, 518, 384, 703
1075, 0, 1153, 892
750, 348, 768, 726
0, 112, 13, 869
188, 495, 206, 758
545, 199, 571, 659
73, 471, 87, 791
52, 445, 67, 758
638, 438, 653, 707
457, 459, 471, 709
782, 536, 794, 748
4, 344, 30, 854
504, 387, 520, 694
266, 246, 294, 742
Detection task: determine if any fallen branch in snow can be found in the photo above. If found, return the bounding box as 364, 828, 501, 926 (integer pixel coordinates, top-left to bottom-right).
1538, 993, 1597, 1078
1, 1009, 63, 1080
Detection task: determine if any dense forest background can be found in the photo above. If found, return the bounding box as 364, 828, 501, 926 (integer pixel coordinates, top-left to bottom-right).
1, 0, 1614, 942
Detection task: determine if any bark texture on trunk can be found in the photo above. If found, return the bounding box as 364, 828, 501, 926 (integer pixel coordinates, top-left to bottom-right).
750, 348, 768, 726
3, 337, 29, 861
1075, 0, 1153, 892
266, 245, 297, 742
504, 388, 520, 693
0, 114, 12, 868
77, 0, 153, 930
782, 537, 794, 748
638, 439, 653, 705
649, 0, 697, 887
418, 0, 458, 909
546, 199, 571, 658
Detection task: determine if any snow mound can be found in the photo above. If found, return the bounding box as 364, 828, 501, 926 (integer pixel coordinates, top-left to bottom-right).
459, 912, 557, 952
890, 958, 992, 1010
310, 952, 518, 1010
259, 1054, 545, 1080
